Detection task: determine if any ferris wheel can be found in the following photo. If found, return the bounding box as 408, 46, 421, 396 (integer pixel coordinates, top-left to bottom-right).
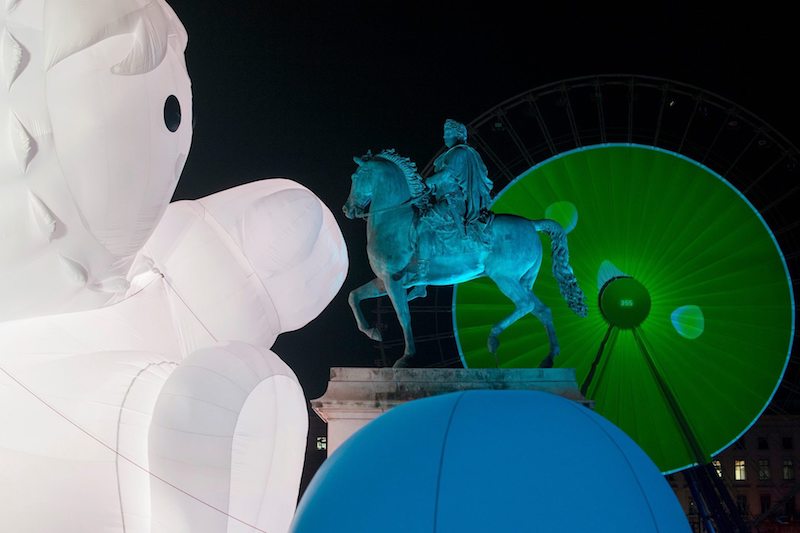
372, 75, 798, 476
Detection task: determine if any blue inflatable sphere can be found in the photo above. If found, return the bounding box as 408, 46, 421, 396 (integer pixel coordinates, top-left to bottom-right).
292, 390, 688, 532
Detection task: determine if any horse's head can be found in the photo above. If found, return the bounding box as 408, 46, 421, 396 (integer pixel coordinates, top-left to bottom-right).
343, 155, 375, 219
343, 150, 424, 220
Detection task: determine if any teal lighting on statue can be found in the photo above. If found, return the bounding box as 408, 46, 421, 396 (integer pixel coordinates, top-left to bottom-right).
344, 119, 587, 368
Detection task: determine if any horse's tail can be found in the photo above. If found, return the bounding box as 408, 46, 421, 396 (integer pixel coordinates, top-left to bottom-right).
533, 219, 588, 317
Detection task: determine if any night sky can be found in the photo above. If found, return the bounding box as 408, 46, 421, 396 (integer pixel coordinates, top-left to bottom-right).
164, 2, 795, 484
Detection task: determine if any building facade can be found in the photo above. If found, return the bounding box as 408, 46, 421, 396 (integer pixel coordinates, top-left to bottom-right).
670, 415, 800, 532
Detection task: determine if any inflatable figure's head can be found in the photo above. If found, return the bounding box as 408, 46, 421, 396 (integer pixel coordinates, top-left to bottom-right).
0, 0, 192, 321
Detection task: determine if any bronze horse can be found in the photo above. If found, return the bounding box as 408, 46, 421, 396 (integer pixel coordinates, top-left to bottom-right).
344, 150, 587, 368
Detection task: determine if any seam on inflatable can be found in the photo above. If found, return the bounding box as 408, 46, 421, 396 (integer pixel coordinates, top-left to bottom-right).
229, 373, 301, 532
432, 392, 466, 533
257, 374, 306, 531
251, 375, 281, 532
175, 363, 252, 397
231, 344, 266, 382
115, 359, 178, 533
0, 362, 269, 532
565, 399, 662, 531
201, 204, 282, 333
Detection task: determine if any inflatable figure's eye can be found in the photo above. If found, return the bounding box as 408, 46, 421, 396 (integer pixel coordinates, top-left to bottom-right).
164, 95, 181, 132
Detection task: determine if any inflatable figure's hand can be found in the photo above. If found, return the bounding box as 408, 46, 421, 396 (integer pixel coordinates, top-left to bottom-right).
200, 179, 348, 333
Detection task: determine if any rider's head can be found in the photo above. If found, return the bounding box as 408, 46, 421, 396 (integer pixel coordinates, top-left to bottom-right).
444, 119, 467, 148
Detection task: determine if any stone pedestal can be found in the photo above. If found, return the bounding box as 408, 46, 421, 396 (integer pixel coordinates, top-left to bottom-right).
311, 367, 591, 456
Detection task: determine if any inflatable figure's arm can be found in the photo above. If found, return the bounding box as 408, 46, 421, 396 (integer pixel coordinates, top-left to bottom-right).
148, 341, 306, 533
141, 179, 348, 351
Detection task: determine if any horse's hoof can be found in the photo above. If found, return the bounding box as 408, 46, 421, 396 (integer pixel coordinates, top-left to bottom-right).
538, 356, 554, 369
392, 355, 415, 368
365, 328, 382, 342
487, 336, 500, 354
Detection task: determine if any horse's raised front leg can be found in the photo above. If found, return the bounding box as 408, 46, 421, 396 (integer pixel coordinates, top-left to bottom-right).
348, 278, 387, 341
384, 277, 416, 367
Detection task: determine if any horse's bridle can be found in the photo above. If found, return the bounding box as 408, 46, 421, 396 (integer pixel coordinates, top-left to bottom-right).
351, 192, 429, 219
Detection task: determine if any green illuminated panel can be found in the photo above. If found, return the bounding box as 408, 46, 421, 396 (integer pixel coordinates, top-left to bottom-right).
454, 144, 794, 473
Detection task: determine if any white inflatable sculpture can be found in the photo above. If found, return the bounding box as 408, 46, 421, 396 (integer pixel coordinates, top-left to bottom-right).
0, 2, 347, 532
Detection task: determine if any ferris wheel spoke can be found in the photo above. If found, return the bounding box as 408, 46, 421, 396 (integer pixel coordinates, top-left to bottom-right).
631, 327, 707, 465
653, 85, 668, 145
528, 95, 557, 156
677, 94, 701, 153
580, 324, 618, 397
724, 129, 759, 176
700, 109, 733, 165
559, 84, 581, 148
470, 130, 513, 182
497, 109, 535, 167
745, 151, 788, 195
626, 78, 634, 143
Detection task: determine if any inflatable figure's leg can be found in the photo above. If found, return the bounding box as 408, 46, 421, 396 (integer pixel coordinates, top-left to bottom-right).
148, 342, 307, 533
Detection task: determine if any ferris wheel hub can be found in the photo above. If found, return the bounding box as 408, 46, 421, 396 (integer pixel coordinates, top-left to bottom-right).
598, 276, 651, 329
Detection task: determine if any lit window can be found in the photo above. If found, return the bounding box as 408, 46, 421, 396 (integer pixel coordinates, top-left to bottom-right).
759, 459, 770, 480
735, 459, 747, 480
713, 460, 723, 477
784, 460, 795, 480
758, 437, 769, 450
315, 436, 327, 451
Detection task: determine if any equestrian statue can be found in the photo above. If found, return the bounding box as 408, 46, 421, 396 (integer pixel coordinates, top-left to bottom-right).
343, 119, 587, 368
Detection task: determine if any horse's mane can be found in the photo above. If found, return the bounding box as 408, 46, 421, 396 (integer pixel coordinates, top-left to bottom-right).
365, 149, 427, 203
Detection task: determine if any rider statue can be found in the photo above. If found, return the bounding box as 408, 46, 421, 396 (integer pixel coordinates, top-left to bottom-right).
421, 119, 494, 252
